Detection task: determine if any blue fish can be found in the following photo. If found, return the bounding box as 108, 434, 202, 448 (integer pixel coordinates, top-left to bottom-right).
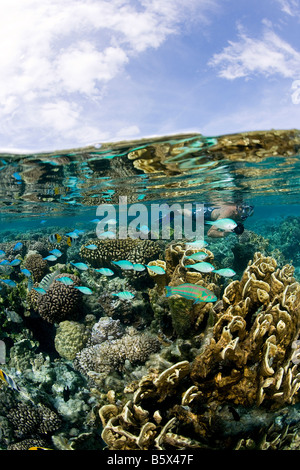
27, 278, 33, 291
0, 250, 6, 256
49, 249, 62, 257
132, 264, 146, 271
112, 260, 134, 270
33, 287, 47, 295
43, 255, 58, 261
73, 229, 85, 235
84, 244, 98, 250
95, 268, 114, 276
13, 242, 23, 251
74, 286, 93, 295
9, 259, 21, 266
146, 265, 166, 275
21, 268, 32, 277
1, 279, 17, 287
65, 231, 79, 239
13, 172, 22, 181
90, 219, 100, 223
56, 276, 74, 286
0, 260, 10, 266
112, 291, 135, 300
71, 262, 89, 271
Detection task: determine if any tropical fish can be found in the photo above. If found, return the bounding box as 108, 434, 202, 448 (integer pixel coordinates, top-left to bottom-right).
28, 447, 53, 450
66, 236, 77, 247
95, 268, 114, 276
71, 262, 89, 271
98, 231, 116, 239
84, 244, 98, 250
21, 268, 32, 277
112, 260, 134, 270
13, 172, 22, 181
146, 265, 166, 275
27, 278, 33, 291
48, 233, 62, 244
205, 218, 237, 231
139, 225, 150, 234
74, 286, 93, 295
112, 291, 135, 300
9, 259, 21, 266
0, 260, 9, 265
185, 251, 208, 261
185, 239, 208, 248
185, 261, 215, 273
13, 242, 23, 251
90, 218, 100, 223
65, 231, 79, 239
0, 250, 6, 257
213, 268, 236, 277
49, 249, 62, 257
0, 369, 21, 392
0, 279, 17, 287
133, 263, 146, 271
73, 229, 85, 235
33, 287, 47, 295
56, 276, 74, 286
43, 255, 58, 262
165, 283, 217, 303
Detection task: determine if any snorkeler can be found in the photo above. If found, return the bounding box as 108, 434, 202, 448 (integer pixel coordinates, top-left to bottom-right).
202, 204, 254, 238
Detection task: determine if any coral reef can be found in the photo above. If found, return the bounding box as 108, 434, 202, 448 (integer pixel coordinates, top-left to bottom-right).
74, 320, 161, 387
37, 273, 83, 324
80, 238, 163, 268
54, 320, 90, 360
99, 252, 300, 450
24, 253, 49, 283
7, 402, 61, 438
191, 252, 300, 407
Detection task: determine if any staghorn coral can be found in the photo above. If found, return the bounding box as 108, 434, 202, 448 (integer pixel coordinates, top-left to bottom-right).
190, 252, 300, 407
54, 320, 90, 360
37, 273, 83, 324
7, 403, 61, 438
80, 238, 162, 268
74, 325, 161, 386
24, 253, 49, 283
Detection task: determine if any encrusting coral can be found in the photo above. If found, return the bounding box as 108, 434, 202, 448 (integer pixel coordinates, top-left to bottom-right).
54, 320, 90, 360
99, 252, 300, 450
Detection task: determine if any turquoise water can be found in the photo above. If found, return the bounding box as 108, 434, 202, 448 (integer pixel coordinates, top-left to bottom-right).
1, 130, 300, 451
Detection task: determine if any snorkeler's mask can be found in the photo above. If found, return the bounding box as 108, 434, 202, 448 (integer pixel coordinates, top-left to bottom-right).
237, 204, 254, 220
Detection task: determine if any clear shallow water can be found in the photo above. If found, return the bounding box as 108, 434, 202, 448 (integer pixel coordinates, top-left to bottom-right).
1, 129, 300, 451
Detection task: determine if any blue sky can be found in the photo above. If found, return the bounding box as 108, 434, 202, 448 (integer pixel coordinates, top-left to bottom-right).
0, 0, 299, 152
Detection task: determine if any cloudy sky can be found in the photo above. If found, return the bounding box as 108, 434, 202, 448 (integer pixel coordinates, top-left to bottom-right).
0, 0, 299, 152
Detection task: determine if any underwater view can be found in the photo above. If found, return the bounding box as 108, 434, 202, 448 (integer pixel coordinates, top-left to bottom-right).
1, 129, 300, 452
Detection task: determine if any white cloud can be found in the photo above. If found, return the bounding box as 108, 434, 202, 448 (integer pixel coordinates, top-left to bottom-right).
0, 0, 217, 150
274, 0, 300, 15
209, 26, 300, 80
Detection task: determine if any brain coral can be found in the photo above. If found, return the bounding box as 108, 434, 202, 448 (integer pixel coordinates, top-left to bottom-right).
54, 320, 89, 360
37, 273, 83, 324
24, 253, 49, 282
80, 238, 162, 268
